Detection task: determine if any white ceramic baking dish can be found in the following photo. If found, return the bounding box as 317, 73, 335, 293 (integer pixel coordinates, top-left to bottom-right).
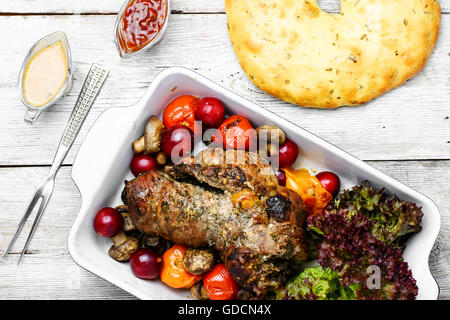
68, 67, 441, 300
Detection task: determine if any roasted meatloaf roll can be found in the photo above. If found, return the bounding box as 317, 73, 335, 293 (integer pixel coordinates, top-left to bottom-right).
122, 149, 308, 295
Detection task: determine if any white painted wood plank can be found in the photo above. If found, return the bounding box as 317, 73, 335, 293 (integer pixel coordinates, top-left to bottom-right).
0, 162, 448, 299
0, 14, 449, 165
4, 0, 442, 14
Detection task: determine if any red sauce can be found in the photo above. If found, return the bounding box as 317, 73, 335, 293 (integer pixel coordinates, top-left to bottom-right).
118, 0, 167, 55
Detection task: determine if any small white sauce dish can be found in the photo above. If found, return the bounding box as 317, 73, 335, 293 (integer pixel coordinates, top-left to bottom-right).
18, 31, 73, 124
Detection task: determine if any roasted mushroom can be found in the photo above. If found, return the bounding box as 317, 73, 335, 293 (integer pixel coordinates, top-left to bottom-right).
132, 116, 165, 154
266, 143, 279, 157
115, 205, 136, 233
190, 282, 209, 300
156, 152, 167, 165
256, 125, 286, 145
183, 248, 215, 276
108, 231, 139, 262
140, 234, 173, 256
236, 289, 254, 300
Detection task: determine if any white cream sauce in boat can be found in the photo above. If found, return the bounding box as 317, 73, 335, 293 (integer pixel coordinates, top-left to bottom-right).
23, 41, 68, 107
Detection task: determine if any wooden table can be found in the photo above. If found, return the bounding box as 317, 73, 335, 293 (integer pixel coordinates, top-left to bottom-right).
0, 0, 449, 299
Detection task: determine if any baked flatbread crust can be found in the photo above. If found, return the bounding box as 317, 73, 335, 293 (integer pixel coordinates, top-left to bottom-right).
225, 0, 441, 108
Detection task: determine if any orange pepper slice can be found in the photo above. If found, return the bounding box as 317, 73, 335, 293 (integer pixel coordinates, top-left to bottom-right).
284, 167, 332, 216
160, 244, 203, 289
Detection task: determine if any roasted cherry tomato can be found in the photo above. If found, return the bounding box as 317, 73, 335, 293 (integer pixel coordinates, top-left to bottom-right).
195, 97, 225, 128
130, 249, 162, 280
278, 139, 299, 168
130, 154, 158, 177
316, 171, 341, 197
160, 244, 203, 289
203, 263, 239, 300
93, 207, 124, 238
214, 115, 255, 150
161, 125, 194, 159
163, 95, 198, 132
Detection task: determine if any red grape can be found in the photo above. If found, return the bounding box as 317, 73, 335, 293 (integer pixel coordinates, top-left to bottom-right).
278, 139, 299, 168
316, 171, 341, 197
161, 125, 194, 159
130, 154, 158, 177
93, 207, 124, 238
195, 97, 225, 128
275, 169, 287, 186
130, 249, 162, 280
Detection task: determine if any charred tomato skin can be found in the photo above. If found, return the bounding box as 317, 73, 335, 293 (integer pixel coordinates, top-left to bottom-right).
214, 115, 255, 150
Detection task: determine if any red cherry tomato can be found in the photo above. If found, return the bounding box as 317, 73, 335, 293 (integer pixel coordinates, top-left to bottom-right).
214, 115, 255, 150
195, 97, 225, 128
163, 95, 198, 132
93, 207, 124, 238
161, 125, 194, 159
130, 249, 162, 280
130, 154, 158, 177
203, 264, 239, 300
316, 171, 341, 197
275, 169, 287, 186
279, 139, 299, 168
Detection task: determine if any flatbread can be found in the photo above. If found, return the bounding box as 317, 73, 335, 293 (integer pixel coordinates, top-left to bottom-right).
225, 0, 441, 108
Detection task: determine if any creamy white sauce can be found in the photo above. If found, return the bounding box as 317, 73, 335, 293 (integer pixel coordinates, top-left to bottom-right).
23, 41, 68, 107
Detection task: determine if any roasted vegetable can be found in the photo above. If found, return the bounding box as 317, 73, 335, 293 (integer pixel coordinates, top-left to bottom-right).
284, 167, 332, 216
190, 282, 210, 300
140, 234, 173, 256
183, 248, 215, 276
132, 116, 165, 154
115, 205, 136, 233
307, 210, 419, 300
256, 125, 286, 145
274, 266, 355, 300
160, 244, 203, 289
325, 181, 423, 244
213, 115, 255, 150
163, 95, 198, 132
108, 231, 139, 262
203, 264, 239, 300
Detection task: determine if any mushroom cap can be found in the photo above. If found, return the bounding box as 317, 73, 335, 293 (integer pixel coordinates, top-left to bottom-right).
144, 116, 164, 154
183, 248, 215, 276
108, 237, 139, 262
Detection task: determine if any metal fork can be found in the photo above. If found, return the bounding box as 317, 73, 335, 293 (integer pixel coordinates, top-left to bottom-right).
3, 63, 108, 264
